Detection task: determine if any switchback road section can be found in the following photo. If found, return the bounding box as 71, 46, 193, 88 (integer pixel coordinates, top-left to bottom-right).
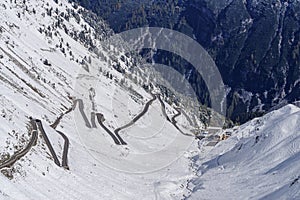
36, 119, 61, 167
95, 113, 123, 145
56, 130, 69, 169
114, 94, 157, 138
0, 119, 38, 169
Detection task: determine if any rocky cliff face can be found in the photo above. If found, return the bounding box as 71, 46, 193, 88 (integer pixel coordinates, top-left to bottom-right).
74, 0, 300, 123
202, 0, 300, 122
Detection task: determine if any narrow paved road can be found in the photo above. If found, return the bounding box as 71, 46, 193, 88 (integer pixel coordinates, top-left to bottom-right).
95, 113, 123, 145
56, 130, 69, 169
0, 119, 70, 169
115, 94, 193, 139
157, 95, 171, 122
0, 119, 38, 169
36, 119, 61, 167
171, 108, 182, 124
74, 98, 127, 145
158, 97, 193, 137
51, 105, 74, 129
74, 99, 91, 128
0, 93, 195, 170
114, 94, 157, 136
113, 130, 127, 145
171, 108, 193, 137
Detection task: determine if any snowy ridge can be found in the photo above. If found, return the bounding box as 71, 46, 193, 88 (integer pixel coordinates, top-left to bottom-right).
186, 104, 300, 199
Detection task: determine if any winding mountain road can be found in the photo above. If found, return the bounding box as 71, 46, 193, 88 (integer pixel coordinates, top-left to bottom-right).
96, 113, 123, 145
36, 119, 61, 167
171, 108, 182, 124
171, 108, 193, 137
56, 130, 69, 169
157, 95, 171, 122
51, 105, 73, 129
0, 93, 195, 170
0, 118, 70, 169
157, 96, 193, 137
74, 99, 92, 128
0, 119, 38, 169
114, 94, 157, 137
114, 93, 193, 138
113, 93, 193, 140
73, 98, 127, 145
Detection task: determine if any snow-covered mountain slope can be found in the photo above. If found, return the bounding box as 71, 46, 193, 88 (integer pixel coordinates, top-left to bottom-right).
0, 0, 200, 199
1, 0, 299, 200
186, 104, 300, 200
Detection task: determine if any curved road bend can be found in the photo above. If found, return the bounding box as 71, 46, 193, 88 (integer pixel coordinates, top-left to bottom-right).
158, 98, 193, 137
74, 99, 126, 144
171, 108, 193, 137
157, 95, 171, 122
114, 94, 157, 137
56, 131, 69, 170
171, 108, 182, 124
36, 120, 61, 167
95, 113, 122, 145
0, 119, 38, 169
74, 99, 92, 128
51, 105, 74, 129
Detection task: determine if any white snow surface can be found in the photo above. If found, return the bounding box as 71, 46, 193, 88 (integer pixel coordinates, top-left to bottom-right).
0, 0, 197, 199
186, 104, 300, 200
0, 0, 299, 200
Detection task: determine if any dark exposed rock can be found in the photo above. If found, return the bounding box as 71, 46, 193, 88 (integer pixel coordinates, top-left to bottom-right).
73, 0, 300, 123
